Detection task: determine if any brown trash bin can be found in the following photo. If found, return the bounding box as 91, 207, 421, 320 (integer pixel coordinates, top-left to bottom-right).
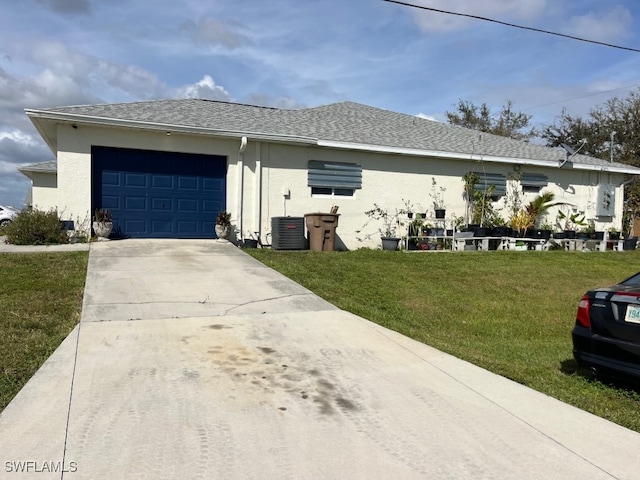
305, 213, 340, 251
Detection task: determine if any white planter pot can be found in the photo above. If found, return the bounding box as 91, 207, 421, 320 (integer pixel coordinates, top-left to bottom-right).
215, 224, 230, 240
93, 221, 113, 240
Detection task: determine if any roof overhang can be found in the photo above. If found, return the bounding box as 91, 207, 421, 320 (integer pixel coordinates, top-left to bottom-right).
317, 140, 640, 175
25, 108, 640, 177
24, 109, 318, 153
17, 162, 57, 181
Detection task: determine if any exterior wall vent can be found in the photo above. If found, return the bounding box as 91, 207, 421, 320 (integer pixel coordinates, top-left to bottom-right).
271, 217, 306, 250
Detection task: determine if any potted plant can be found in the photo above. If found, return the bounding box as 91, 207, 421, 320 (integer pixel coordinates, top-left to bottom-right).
557, 211, 586, 239
365, 204, 401, 250
93, 208, 113, 240
623, 236, 638, 250
215, 210, 232, 240
430, 177, 446, 219
400, 199, 415, 219
407, 217, 423, 250
609, 228, 620, 240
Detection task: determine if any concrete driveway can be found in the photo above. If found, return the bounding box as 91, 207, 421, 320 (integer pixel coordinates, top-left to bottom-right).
2, 239, 640, 479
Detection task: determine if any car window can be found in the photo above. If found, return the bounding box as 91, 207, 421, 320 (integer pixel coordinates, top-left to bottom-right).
621, 272, 640, 286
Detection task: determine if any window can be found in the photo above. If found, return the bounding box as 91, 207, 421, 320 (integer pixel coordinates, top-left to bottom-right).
311, 187, 355, 196
520, 173, 548, 193
308, 160, 362, 197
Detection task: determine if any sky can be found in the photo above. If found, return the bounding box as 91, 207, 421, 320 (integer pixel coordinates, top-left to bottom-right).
2, 0, 640, 208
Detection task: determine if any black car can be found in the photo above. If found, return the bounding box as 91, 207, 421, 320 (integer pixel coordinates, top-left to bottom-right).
572, 272, 640, 383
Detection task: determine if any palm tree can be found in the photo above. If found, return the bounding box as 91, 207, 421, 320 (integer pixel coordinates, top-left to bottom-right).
524, 191, 557, 230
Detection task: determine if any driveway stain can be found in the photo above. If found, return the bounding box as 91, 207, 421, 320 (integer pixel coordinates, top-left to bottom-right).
206, 342, 361, 416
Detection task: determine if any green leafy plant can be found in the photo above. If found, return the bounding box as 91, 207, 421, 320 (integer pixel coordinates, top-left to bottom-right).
462, 172, 497, 227
216, 210, 232, 226
557, 211, 587, 231
471, 185, 497, 226
582, 220, 596, 235
430, 177, 446, 210
4, 209, 68, 245
93, 208, 112, 222
510, 191, 558, 236
399, 198, 416, 218
451, 215, 466, 232
364, 204, 401, 238
407, 218, 423, 237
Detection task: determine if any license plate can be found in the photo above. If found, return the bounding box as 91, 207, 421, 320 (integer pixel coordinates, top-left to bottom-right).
625, 305, 640, 324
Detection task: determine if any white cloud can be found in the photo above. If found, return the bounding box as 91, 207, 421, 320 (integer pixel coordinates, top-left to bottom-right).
416, 113, 440, 122
563, 6, 632, 43
0, 130, 52, 166
409, 0, 547, 33
28, 42, 168, 102
173, 75, 233, 101
180, 16, 251, 49
96, 62, 166, 99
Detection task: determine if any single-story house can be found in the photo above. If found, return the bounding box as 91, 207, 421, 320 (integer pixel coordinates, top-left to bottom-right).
21, 99, 640, 249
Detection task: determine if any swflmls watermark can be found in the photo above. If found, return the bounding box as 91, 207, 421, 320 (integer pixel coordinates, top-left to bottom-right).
5, 461, 77, 473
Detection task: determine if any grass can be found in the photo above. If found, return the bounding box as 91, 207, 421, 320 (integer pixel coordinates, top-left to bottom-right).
0, 252, 88, 412
247, 248, 640, 432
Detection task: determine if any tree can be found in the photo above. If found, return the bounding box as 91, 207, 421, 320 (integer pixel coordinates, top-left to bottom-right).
445, 99, 537, 141
542, 88, 640, 235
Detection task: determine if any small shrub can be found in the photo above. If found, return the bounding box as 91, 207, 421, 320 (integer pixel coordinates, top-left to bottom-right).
4, 209, 68, 245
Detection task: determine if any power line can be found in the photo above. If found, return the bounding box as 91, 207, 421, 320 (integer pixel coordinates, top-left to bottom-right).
383, 0, 640, 54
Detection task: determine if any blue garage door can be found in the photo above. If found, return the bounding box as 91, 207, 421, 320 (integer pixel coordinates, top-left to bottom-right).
92, 146, 227, 238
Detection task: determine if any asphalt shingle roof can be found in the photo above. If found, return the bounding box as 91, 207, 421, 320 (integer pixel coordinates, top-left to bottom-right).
17, 160, 57, 173
33, 99, 630, 169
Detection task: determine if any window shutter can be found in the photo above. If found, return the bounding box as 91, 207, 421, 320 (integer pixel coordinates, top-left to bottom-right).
472, 172, 506, 197
308, 161, 362, 189
520, 173, 548, 189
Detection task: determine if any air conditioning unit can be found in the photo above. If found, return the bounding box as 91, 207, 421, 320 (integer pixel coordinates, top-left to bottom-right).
271, 217, 306, 250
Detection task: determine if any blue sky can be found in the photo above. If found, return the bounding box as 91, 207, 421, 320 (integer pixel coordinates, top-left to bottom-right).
2, 0, 640, 207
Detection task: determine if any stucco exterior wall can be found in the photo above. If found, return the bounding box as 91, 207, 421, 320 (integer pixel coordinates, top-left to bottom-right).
39, 123, 627, 248
28, 172, 57, 212
253, 142, 626, 249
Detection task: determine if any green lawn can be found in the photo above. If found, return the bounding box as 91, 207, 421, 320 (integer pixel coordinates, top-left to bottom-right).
3, 247, 640, 432
0, 252, 88, 411
247, 248, 640, 432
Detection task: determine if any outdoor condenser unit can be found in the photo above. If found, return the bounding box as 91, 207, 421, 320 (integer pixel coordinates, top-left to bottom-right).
271, 217, 306, 250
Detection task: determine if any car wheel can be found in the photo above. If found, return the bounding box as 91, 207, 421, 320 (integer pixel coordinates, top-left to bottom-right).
0, 219, 11, 227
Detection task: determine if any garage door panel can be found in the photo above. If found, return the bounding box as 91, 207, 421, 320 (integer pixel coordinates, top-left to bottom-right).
125, 173, 147, 187
102, 196, 120, 210
178, 199, 198, 212
152, 198, 172, 211
152, 175, 173, 188
102, 172, 120, 186
92, 146, 227, 239
202, 199, 222, 214
203, 178, 224, 192
177, 177, 198, 190
177, 221, 198, 234
125, 196, 147, 210
124, 219, 148, 234
151, 220, 172, 234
